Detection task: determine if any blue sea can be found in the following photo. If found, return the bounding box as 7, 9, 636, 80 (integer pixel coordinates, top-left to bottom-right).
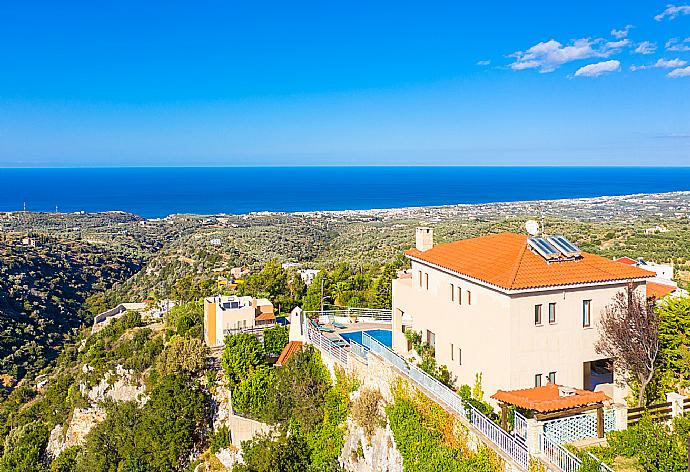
0, 166, 689, 218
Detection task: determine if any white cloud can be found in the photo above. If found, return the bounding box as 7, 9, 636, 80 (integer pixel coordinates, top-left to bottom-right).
656, 58, 688, 68
611, 25, 633, 39
510, 38, 625, 73
574, 60, 621, 77
631, 58, 688, 70
476, 60, 491, 66
604, 39, 630, 51
668, 66, 690, 77
666, 37, 690, 52
634, 41, 657, 55
655, 4, 690, 21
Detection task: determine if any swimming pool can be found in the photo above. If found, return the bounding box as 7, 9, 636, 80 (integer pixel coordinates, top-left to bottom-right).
340, 329, 392, 348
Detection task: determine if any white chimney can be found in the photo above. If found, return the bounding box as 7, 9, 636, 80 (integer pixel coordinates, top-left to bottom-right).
415, 227, 434, 252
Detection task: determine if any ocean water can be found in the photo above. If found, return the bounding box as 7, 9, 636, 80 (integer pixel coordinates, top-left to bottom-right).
0, 166, 689, 218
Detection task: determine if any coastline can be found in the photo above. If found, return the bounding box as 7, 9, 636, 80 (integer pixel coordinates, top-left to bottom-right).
2, 167, 690, 218
5, 190, 689, 223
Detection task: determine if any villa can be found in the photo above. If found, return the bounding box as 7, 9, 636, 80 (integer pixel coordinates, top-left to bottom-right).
391, 228, 654, 404
203, 295, 275, 347
614, 256, 687, 299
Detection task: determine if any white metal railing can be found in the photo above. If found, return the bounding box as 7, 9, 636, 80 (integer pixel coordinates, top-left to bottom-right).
539, 434, 613, 472
349, 340, 368, 362
540, 433, 581, 472
586, 452, 615, 472
361, 332, 529, 470
305, 321, 348, 366
303, 307, 392, 323
514, 411, 528, 442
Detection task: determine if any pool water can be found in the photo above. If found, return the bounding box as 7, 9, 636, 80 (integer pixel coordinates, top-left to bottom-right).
341, 329, 392, 348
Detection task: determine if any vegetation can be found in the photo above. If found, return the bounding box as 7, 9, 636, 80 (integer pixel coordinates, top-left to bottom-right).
3, 203, 690, 470
263, 325, 290, 357
224, 337, 355, 471
350, 388, 385, 439
386, 382, 502, 472
155, 336, 208, 378
0, 235, 143, 391
579, 414, 690, 471
596, 286, 659, 407
220, 333, 266, 386
76, 375, 207, 471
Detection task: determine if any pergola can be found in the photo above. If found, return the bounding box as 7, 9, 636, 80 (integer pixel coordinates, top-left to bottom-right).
491, 384, 612, 437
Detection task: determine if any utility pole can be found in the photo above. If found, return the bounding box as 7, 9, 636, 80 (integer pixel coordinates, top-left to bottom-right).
320, 276, 325, 315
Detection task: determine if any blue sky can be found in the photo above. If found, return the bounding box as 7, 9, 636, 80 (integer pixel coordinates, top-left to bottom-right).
1, 1, 689, 167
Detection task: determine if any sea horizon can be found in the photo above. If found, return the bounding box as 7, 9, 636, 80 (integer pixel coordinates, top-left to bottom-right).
2, 166, 690, 218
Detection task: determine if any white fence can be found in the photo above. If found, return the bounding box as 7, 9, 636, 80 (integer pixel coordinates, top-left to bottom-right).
305, 321, 349, 366
303, 307, 392, 323
543, 410, 616, 444
514, 411, 528, 442
361, 332, 530, 470
540, 433, 582, 472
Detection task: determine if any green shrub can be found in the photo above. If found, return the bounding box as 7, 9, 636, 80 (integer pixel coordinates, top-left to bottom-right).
220, 333, 265, 386
50, 446, 81, 472
351, 389, 385, 439
232, 366, 275, 419
209, 426, 232, 454
0, 420, 49, 472
263, 325, 289, 357
156, 336, 207, 378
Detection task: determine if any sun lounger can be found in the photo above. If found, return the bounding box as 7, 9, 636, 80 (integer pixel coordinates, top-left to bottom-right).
332, 322, 347, 329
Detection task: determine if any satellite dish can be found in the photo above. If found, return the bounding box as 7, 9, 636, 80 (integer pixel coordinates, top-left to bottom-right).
525, 220, 540, 236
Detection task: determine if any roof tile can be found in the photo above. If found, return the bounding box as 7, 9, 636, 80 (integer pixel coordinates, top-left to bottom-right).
491, 383, 610, 412
406, 233, 654, 290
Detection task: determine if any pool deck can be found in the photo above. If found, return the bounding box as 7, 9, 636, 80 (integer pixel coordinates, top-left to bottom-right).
320, 321, 391, 342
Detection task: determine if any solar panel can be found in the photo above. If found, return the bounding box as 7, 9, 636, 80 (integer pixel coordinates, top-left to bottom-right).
547, 236, 582, 258
528, 237, 561, 260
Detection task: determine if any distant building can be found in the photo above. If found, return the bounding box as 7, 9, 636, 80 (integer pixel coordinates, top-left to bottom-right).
230, 267, 251, 279
614, 257, 686, 299
209, 238, 222, 246
21, 237, 37, 247
298, 269, 320, 286
93, 302, 148, 332
203, 295, 275, 347
644, 225, 668, 235
217, 277, 238, 291
392, 228, 655, 405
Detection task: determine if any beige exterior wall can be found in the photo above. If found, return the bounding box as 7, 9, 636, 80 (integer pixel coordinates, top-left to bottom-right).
392, 260, 645, 405
204, 298, 258, 347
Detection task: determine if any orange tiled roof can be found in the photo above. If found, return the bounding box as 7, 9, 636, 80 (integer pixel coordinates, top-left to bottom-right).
614, 257, 638, 266
276, 341, 302, 366
647, 281, 677, 299
255, 312, 276, 322
405, 233, 654, 291
491, 383, 610, 412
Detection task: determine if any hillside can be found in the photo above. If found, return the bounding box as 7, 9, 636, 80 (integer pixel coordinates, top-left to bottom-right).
0, 235, 145, 395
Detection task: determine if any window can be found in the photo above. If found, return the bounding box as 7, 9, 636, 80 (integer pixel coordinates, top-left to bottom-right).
457, 287, 462, 305
467, 290, 472, 305
548, 303, 556, 324
583, 300, 591, 327
534, 374, 542, 387
418, 271, 423, 287
534, 304, 542, 325
451, 343, 454, 361
547, 372, 556, 384
450, 284, 455, 302
426, 330, 436, 351
425, 273, 429, 290
458, 347, 462, 365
